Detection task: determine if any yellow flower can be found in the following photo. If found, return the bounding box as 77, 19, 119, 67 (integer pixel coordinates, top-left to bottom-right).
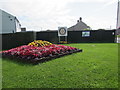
28, 40, 53, 47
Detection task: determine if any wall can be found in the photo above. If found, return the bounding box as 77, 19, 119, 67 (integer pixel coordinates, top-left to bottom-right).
1, 32, 34, 50
1, 10, 16, 34
0, 10, 2, 50
36, 31, 58, 43
0, 30, 116, 50
36, 30, 116, 43
0, 10, 2, 33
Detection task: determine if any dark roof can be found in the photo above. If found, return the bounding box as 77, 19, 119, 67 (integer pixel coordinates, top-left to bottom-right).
68, 19, 90, 31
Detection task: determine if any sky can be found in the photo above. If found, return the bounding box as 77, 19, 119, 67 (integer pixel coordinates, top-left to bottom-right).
0, 0, 118, 31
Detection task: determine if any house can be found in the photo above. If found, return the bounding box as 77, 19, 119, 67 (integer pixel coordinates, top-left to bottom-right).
68, 17, 91, 31
21, 27, 26, 32
0, 9, 21, 34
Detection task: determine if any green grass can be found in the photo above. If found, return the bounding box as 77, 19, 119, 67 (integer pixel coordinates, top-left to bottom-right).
117, 35, 120, 37
1, 43, 118, 88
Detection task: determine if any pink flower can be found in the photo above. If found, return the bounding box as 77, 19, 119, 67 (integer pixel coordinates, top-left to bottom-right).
1, 44, 80, 61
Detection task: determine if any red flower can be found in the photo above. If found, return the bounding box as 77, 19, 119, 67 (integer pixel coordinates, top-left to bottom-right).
1, 44, 80, 61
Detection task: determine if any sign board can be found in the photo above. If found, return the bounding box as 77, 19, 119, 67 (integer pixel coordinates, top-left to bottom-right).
82, 31, 90, 37
58, 27, 67, 36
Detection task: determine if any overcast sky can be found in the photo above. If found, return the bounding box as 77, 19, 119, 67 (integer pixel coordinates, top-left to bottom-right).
0, 0, 118, 31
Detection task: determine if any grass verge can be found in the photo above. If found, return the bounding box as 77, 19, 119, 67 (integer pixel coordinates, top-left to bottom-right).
1, 43, 118, 88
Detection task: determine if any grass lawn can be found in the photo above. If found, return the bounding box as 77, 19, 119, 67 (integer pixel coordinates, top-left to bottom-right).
117, 35, 120, 38
1, 43, 118, 88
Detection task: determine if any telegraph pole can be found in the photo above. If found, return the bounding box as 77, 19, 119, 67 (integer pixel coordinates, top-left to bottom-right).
117, 0, 119, 29
115, 0, 119, 43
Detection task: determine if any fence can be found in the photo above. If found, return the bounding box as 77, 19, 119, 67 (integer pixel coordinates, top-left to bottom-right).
1, 31, 34, 50
36, 30, 116, 43
0, 30, 116, 50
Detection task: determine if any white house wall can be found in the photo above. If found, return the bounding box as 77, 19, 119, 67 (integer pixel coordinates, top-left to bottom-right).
0, 10, 2, 33
1, 10, 16, 34
15, 18, 21, 32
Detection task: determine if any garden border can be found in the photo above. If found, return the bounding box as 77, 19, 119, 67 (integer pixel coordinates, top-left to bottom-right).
1, 49, 82, 65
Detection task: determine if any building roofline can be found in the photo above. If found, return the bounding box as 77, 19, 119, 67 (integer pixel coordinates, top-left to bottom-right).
0, 9, 16, 17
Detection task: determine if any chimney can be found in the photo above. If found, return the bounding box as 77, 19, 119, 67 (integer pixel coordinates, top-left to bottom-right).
21, 27, 26, 32
80, 17, 82, 21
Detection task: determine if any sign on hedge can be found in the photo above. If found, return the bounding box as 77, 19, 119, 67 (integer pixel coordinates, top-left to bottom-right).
82, 31, 90, 37
58, 27, 67, 36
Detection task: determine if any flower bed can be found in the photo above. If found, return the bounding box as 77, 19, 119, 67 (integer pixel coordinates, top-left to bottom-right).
0, 42, 82, 64
28, 40, 52, 47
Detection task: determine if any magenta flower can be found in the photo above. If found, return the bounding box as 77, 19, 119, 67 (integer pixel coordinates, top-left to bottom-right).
0, 44, 82, 63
